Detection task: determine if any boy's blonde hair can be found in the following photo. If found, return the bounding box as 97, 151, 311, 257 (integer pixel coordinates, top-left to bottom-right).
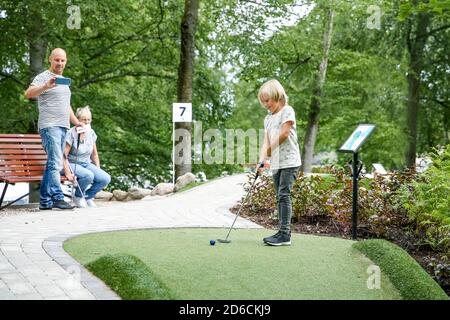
76, 105, 92, 119
258, 79, 288, 106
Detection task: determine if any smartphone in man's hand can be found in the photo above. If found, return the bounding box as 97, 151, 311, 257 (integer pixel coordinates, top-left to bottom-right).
55, 77, 71, 86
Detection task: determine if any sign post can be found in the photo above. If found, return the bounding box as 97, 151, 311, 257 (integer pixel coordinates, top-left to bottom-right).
338, 124, 376, 240
172, 103, 192, 184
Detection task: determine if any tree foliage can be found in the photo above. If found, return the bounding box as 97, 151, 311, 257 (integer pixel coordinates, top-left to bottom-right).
0, 0, 448, 189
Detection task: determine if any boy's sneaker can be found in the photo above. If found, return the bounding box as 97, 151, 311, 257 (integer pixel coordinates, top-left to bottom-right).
263, 231, 282, 244
264, 232, 291, 246
52, 200, 75, 210
86, 199, 97, 208
73, 197, 87, 208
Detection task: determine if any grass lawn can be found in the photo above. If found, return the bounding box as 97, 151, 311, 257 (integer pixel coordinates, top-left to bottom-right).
64, 228, 402, 300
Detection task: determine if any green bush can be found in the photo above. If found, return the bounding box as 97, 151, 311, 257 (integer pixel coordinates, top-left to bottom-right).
398, 145, 450, 251
242, 173, 276, 217
291, 172, 333, 222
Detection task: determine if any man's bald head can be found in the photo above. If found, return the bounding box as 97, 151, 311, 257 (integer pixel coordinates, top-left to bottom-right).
48, 48, 67, 75
49, 48, 67, 59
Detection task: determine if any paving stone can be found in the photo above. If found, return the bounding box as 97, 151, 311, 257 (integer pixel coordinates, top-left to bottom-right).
35, 284, 66, 298
26, 275, 53, 286
0, 272, 26, 283
65, 289, 95, 300
8, 282, 37, 295
56, 278, 85, 291
46, 296, 70, 300
0, 262, 15, 273
0, 288, 16, 300
16, 293, 44, 300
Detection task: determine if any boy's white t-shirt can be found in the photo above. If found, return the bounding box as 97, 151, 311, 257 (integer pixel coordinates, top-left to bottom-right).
264, 105, 302, 170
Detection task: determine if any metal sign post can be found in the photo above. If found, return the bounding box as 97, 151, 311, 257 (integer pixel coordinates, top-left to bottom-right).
338, 124, 376, 240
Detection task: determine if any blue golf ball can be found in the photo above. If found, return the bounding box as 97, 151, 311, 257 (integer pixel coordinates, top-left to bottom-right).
210, 239, 216, 246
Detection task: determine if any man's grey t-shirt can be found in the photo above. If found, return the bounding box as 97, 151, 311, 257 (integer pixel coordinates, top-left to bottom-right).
31, 70, 71, 130
264, 105, 302, 170
66, 127, 97, 164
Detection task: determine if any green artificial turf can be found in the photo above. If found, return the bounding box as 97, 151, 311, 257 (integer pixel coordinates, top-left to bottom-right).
353, 239, 448, 300
86, 254, 175, 300
64, 228, 404, 300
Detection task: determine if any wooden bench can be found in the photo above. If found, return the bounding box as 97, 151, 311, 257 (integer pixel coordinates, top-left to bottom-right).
0, 134, 67, 210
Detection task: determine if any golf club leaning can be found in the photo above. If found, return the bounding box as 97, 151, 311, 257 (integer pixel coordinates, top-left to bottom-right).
217, 162, 264, 244
67, 130, 87, 205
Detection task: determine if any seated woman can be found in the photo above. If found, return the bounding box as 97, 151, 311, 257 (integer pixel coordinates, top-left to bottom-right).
63, 106, 111, 208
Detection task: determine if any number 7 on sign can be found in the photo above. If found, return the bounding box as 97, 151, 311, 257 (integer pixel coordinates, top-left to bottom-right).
172, 103, 192, 123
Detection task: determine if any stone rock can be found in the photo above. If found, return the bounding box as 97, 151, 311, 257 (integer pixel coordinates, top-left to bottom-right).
128, 187, 152, 200
174, 172, 196, 192
95, 191, 114, 201
112, 190, 129, 201
151, 183, 174, 196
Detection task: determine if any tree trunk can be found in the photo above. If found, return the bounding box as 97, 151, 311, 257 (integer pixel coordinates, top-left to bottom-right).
301, 8, 334, 173
175, 0, 199, 180
28, 9, 47, 83
27, 7, 48, 204
405, 10, 430, 169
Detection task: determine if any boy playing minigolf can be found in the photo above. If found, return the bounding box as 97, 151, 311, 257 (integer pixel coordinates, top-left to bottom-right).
257, 79, 301, 246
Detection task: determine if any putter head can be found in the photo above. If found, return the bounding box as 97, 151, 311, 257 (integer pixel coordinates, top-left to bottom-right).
217, 239, 231, 244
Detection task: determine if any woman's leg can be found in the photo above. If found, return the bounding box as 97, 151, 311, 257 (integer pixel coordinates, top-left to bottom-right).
70, 164, 94, 198
83, 163, 111, 200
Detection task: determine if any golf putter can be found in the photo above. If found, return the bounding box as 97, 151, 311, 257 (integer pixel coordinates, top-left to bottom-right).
217, 162, 265, 244
68, 130, 87, 204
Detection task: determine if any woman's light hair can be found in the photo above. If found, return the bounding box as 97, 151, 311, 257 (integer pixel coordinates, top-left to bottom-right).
258, 79, 288, 107
76, 105, 92, 119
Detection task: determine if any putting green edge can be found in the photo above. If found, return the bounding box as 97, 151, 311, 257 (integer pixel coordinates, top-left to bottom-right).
86, 253, 176, 300
352, 239, 448, 300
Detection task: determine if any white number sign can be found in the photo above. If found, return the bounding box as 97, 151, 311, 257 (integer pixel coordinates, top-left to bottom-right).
172, 103, 192, 123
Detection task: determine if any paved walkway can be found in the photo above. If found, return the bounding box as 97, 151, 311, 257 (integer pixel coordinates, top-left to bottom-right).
0, 174, 261, 300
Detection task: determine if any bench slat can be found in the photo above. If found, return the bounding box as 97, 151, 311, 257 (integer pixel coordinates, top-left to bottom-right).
0, 165, 45, 172
0, 160, 47, 166
0, 155, 47, 160
1, 177, 44, 183
0, 171, 45, 177
1, 176, 68, 184
0, 149, 46, 155
0, 144, 44, 149
0, 134, 40, 138
0, 138, 42, 143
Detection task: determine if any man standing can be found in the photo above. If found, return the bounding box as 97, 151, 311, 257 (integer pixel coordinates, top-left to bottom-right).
25, 48, 81, 210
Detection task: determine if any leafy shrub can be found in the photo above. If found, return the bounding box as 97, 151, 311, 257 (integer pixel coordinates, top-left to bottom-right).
428, 255, 450, 291
322, 168, 416, 237
398, 145, 450, 252
242, 173, 275, 217
291, 172, 333, 222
